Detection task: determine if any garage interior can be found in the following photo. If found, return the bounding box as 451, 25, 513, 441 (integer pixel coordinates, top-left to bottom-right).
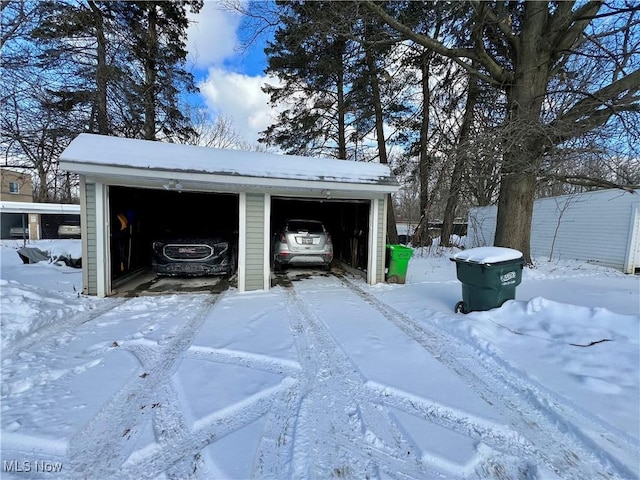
41, 214, 81, 238
108, 186, 239, 291
0, 212, 82, 240
109, 188, 372, 295
270, 197, 371, 271
0, 212, 28, 239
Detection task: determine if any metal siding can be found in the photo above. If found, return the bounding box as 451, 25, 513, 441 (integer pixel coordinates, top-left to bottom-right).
467, 189, 640, 271
467, 205, 497, 248
245, 193, 265, 290
530, 192, 632, 268
85, 183, 98, 294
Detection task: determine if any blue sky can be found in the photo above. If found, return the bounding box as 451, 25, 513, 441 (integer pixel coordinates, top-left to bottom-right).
186, 2, 276, 146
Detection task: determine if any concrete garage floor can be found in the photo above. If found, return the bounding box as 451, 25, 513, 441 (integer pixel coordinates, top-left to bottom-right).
113, 269, 232, 297
113, 261, 365, 297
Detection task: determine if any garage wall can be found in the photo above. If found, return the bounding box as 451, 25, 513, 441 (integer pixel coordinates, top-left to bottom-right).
376, 198, 386, 283
467, 189, 640, 272
245, 193, 266, 291
84, 182, 98, 295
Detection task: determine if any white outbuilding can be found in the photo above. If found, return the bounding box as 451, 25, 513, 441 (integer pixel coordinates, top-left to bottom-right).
59, 134, 399, 296
466, 188, 640, 273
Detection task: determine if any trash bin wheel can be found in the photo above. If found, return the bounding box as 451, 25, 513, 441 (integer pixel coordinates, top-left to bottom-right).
387, 274, 400, 284
455, 301, 467, 314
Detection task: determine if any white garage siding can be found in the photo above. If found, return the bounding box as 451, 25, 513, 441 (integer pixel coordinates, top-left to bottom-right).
376, 197, 387, 283
83, 181, 98, 295
467, 189, 640, 273
241, 193, 267, 292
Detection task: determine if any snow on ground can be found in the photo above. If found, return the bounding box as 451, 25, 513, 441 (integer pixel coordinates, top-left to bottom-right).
0, 240, 638, 479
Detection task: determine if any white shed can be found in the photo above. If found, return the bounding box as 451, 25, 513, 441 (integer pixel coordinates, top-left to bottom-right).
59, 134, 399, 297
467, 188, 640, 273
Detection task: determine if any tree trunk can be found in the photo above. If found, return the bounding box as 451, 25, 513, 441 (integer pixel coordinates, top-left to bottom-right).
143, 5, 158, 141
416, 51, 432, 246
494, 96, 546, 263
386, 195, 398, 244
88, 1, 108, 135
493, 2, 549, 263
441, 67, 480, 247
335, 39, 347, 160
35, 164, 50, 202
494, 172, 537, 262
364, 31, 397, 243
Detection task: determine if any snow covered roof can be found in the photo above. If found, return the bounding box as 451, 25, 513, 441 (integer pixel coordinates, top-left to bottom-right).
0, 201, 80, 215
451, 246, 523, 264
59, 134, 399, 195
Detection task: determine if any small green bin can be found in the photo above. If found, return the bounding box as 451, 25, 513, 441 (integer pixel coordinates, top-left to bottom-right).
450, 247, 524, 313
385, 244, 413, 284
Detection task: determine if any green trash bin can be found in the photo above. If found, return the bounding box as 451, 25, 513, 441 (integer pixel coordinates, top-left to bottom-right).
385, 244, 413, 284
450, 247, 524, 313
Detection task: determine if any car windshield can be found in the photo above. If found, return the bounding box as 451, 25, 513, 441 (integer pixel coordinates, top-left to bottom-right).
286, 221, 324, 233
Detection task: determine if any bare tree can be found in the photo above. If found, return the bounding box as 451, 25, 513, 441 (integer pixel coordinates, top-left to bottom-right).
440, 64, 481, 246
365, 1, 640, 262
179, 109, 248, 149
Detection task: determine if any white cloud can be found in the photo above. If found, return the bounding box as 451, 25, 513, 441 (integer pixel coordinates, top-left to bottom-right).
198, 68, 279, 145
186, 3, 277, 146
186, 2, 242, 69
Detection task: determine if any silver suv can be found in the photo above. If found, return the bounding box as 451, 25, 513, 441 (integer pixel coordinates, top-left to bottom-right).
273, 219, 333, 271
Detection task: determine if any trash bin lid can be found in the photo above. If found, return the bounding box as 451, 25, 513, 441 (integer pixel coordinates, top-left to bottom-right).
451, 246, 523, 264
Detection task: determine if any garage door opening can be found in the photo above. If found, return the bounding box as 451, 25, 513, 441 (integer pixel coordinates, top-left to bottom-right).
270, 197, 370, 271
109, 186, 238, 290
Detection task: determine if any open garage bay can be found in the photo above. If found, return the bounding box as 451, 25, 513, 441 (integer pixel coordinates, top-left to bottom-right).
270, 197, 370, 272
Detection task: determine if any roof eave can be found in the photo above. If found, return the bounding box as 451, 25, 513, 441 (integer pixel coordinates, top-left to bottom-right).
59, 161, 400, 195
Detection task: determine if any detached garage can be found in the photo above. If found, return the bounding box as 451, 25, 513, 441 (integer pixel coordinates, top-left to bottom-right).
467, 188, 640, 273
59, 134, 398, 297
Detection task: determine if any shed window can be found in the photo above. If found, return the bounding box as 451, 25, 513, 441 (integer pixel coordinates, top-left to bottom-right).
9, 182, 19, 194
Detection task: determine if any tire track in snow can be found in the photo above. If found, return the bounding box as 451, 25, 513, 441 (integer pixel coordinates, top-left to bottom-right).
149, 383, 205, 480
118, 377, 297, 480
251, 379, 303, 479
283, 288, 384, 479
185, 345, 301, 378
2, 298, 130, 360
337, 274, 637, 479
281, 286, 526, 479
65, 295, 217, 478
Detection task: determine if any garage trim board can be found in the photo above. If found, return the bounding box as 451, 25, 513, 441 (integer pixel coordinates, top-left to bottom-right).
59, 134, 400, 296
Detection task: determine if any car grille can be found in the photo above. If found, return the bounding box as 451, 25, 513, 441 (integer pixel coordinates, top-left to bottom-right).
163, 244, 216, 261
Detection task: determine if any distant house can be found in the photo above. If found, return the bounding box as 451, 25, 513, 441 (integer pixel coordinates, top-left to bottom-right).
467, 188, 640, 273
0, 201, 81, 240
0, 168, 33, 203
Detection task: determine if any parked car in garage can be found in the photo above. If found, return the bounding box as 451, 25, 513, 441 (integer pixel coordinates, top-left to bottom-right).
58, 220, 81, 238
151, 237, 236, 277
272, 219, 333, 271
9, 226, 29, 238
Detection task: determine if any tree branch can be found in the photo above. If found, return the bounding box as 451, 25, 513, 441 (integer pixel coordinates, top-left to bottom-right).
548, 68, 640, 143
361, 0, 507, 87
540, 173, 639, 191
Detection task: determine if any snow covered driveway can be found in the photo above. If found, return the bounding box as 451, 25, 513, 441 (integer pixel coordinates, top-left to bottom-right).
2, 267, 637, 479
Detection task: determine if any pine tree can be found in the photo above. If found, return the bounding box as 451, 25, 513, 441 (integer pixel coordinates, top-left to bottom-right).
260, 1, 354, 159
111, 1, 203, 141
